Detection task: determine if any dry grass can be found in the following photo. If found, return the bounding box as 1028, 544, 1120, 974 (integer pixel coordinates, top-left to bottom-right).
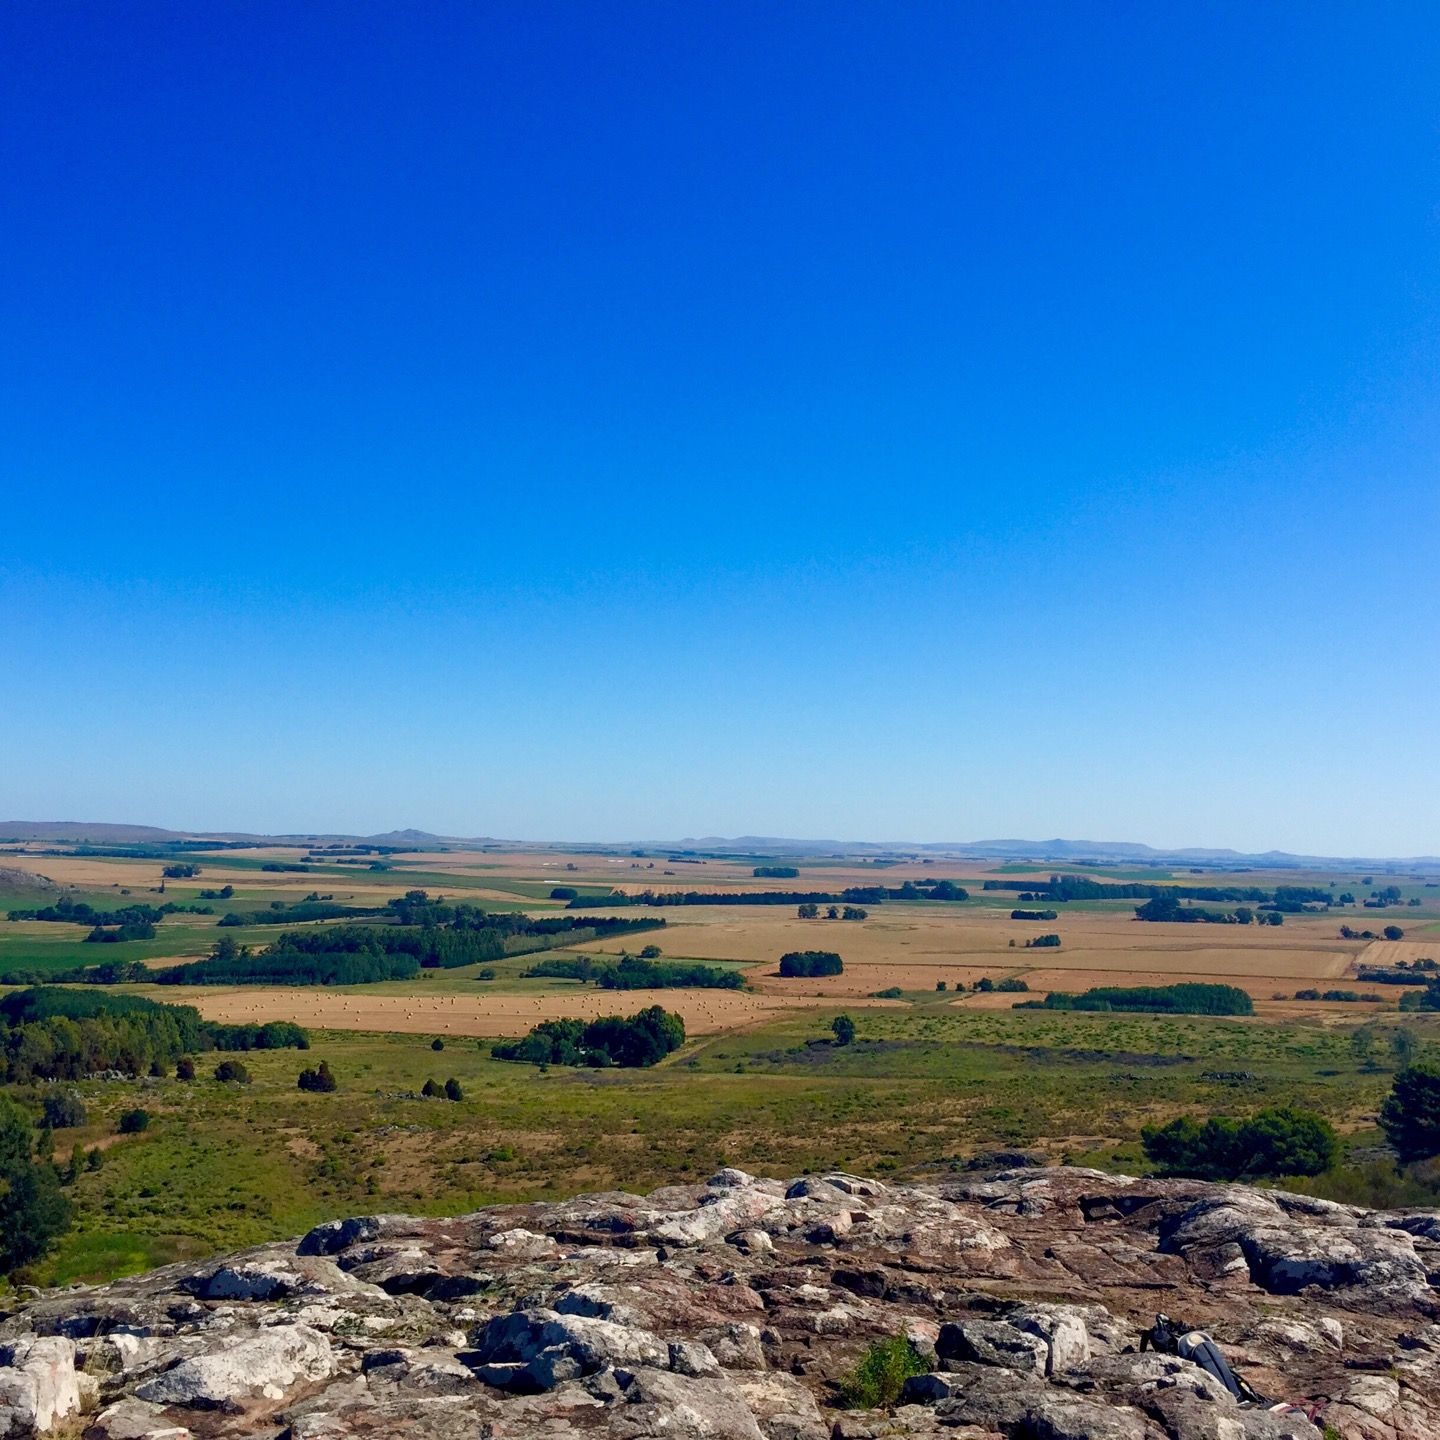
124, 983, 893, 1037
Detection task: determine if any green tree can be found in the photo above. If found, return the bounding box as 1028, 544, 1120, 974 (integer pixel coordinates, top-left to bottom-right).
1351, 1025, 1381, 1071
1380, 1063, 1440, 1162
1384, 925, 1405, 941
1142, 1108, 1336, 1180
831, 1014, 856, 1046
444, 1077, 464, 1101
0, 1159, 71, 1272
42, 1091, 86, 1129
1391, 1027, 1419, 1069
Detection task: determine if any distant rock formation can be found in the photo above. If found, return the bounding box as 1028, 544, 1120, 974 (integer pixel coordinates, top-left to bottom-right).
0, 866, 58, 895
3, 1166, 1438, 1438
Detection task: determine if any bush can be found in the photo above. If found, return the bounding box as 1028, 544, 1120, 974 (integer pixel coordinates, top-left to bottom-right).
444, 1077, 464, 1101
831, 1014, 856, 1046
214, 1060, 251, 1084
430, 1038, 445, 1051
1142, 1107, 1337, 1180
298, 1061, 337, 1092
1380, 1063, 1440, 1162
42, 1092, 87, 1130
422, 1078, 443, 1097
837, 1335, 929, 1408
778, 951, 843, 978
639, 944, 662, 959
870, 986, 904, 999
1385, 925, 1406, 941
176, 1057, 195, 1081
117, 1108, 150, 1134
995, 977, 1029, 992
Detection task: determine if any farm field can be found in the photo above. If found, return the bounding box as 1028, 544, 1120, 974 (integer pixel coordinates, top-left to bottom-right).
3, 838, 1440, 1286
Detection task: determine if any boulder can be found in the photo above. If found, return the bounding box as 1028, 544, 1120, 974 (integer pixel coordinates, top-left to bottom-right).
0, 1336, 83, 1436
133, 1324, 333, 1409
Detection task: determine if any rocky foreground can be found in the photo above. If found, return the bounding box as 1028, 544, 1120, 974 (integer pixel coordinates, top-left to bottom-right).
5, 1167, 1440, 1440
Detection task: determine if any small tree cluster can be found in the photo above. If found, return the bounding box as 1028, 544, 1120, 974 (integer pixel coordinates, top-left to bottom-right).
297, 1061, 337, 1092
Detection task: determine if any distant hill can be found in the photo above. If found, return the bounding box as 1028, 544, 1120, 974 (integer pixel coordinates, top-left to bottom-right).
1, 821, 1434, 871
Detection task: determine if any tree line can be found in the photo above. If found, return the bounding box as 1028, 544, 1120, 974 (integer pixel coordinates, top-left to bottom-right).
523, 955, 744, 990
0, 987, 308, 1084
983, 875, 1332, 906
1020, 982, 1253, 1015
571, 880, 967, 909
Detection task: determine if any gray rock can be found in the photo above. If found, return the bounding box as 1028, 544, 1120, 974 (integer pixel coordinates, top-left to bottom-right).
936, 1318, 1050, 1372
0, 1336, 83, 1437
133, 1324, 333, 1409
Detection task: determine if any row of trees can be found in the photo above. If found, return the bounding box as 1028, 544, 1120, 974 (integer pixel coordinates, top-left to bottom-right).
8, 898, 167, 927
1134, 894, 1283, 925
797, 903, 867, 920
570, 881, 968, 910
523, 954, 745, 990
0, 988, 308, 1083
1024, 983, 1253, 1015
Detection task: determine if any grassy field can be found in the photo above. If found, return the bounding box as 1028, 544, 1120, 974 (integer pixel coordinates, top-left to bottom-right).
23, 999, 1438, 1286
4, 842, 1440, 1287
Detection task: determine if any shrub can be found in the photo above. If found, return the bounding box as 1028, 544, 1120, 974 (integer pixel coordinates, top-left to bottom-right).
1380, 1063, 1440, 1162
778, 951, 843, 978
995, 977, 1029, 992
639, 944, 662, 958
214, 1060, 251, 1085
430, 1038, 445, 1051
1142, 1107, 1337, 1180
837, 1335, 929, 1408
297, 1061, 337, 1092
870, 986, 904, 999
831, 1014, 856, 1046
422, 1078, 443, 1097
1385, 925, 1406, 941
42, 1092, 87, 1130
176, 1057, 195, 1081
117, 1108, 150, 1134
444, 1077, 464, 1101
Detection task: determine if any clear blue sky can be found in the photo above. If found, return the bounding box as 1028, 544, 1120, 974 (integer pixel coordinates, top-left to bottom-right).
2, 3, 1437, 855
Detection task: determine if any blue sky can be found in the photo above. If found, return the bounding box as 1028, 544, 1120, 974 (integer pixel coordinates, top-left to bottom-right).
2, 2, 1437, 854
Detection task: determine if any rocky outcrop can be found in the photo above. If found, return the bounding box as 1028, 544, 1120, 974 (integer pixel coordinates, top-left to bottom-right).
1, 1166, 1438, 1438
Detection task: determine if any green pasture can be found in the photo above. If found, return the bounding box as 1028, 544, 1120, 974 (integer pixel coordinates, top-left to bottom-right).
16, 1002, 1438, 1288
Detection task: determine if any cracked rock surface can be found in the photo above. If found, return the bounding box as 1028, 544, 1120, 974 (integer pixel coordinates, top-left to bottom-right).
2, 1166, 1439, 1438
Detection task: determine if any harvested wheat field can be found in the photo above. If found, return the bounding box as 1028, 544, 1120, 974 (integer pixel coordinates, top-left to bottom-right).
126, 983, 892, 1037
573, 905, 1362, 988
1356, 938, 1440, 970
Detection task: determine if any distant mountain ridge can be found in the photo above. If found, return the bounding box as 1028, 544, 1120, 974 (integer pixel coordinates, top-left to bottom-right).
1, 821, 1435, 870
